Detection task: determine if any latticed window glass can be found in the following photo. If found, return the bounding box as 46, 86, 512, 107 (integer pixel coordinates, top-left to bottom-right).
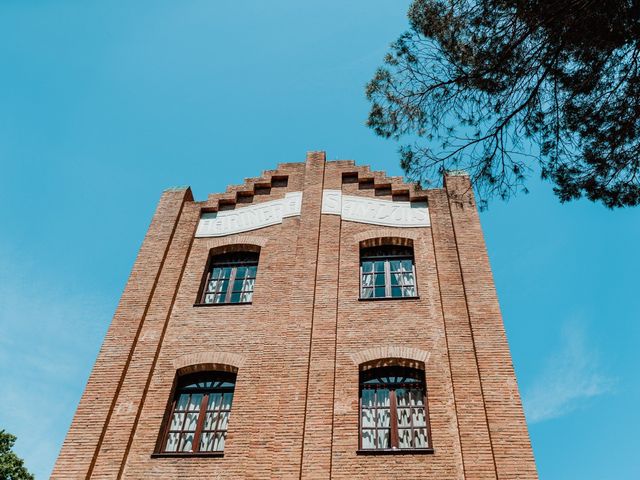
360, 366, 431, 451
201, 252, 258, 304
163, 372, 235, 454
360, 245, 417, 299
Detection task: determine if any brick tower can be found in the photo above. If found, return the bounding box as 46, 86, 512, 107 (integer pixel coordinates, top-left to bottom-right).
53, 152, 537, 479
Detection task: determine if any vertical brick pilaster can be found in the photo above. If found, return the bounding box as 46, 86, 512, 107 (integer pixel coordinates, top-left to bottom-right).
427, 187, 498, 479
300, 161, 342, 479
52, 187, 193, 480
90, 202, 199, 478
445, 173, 538, 479
279, 151, 326, 478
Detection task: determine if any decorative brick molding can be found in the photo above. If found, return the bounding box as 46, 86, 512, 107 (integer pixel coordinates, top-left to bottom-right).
354, 229, 418, 250
172, 351, 246, 375
204, 234, 268, 251
350, 345, 430, 370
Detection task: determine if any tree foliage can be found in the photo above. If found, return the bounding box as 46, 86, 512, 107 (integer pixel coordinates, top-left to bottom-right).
0, 430, 34, 480
367, 0, 640, 208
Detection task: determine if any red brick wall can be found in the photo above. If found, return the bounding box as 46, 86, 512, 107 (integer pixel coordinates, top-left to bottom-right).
53, 153, 537, 479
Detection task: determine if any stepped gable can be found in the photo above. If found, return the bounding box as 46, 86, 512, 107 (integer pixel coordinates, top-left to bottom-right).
333, 160, 428, 202
200, 162, 302, 211
197, 158, 428, 212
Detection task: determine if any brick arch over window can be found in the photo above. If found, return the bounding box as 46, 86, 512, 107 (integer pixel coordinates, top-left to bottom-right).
204, 234, 268, 253
172, 351, 246, 376
350, 346, 430, 370
354, 229, 418, 249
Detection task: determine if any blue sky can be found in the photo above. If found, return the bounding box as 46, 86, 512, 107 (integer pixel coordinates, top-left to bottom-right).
0, 1, 638, 478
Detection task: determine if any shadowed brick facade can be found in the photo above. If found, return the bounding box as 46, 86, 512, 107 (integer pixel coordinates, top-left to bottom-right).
53, 152, 537, 479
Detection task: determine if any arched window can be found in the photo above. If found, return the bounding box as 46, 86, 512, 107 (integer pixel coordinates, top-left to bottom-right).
360, 245, 417, 299
359, 366, 431, 452
200, 251, 258, 304
161, 371, 236, 454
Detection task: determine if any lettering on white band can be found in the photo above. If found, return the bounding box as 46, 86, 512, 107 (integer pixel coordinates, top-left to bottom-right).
321, 190, 430, 227
196, 191, 303, 237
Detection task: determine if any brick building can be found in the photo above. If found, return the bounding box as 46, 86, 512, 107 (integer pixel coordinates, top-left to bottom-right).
53, 152, 537, 479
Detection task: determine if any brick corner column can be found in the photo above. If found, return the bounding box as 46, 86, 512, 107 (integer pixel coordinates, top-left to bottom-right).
427, 183, 497, 480
444, 172, 538, 480
52, 186, 193, 479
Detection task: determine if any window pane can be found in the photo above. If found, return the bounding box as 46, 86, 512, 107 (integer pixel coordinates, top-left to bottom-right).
390, 260, 401, 272
211, 267, 224, 279
398, 428, 412, 448
233, 278, 245, 292
362, 274, 373, 287
179, 432, 194, 452
204, 293, 215, 304
397, 408, 411, 427
176, 394, 190, 411
199, 432, 215, 452
362, 389, 374, 408
376, 429, 390, 449
410, 389, 424, 407
374, 261, 385, 272
218, 411, 230, 430
390, 272, 401, 286
207, 279, 219, 293
222, 393, 234, 409
240, 290, 253, 302
361, 408, 375, 428
236, 266, 247, 278
170, 412, 185, 430
361, 287, 373, 298
361, 429, 375, 449
414, 428, 428, 448
165, 432, 179, 452
401, 260, 413, 272
247, 266, 257, 277
184, 412, 199, 431
204, 411, 219, 430
376, 408, 390, 428
374, 286, 386, 298
391, 286, 402, 297
402, 270, 414, 283
362, 262, 373, 273
188, 394, 203, 411
374, 273, 386, 286
412, 407, 427, 426
230, 292, 241, 303
396, 388, 409, 407
243, 277, 255, 292
403, 286, 416, 297
376, 389, 390, 407
208, 392, 222, 411
213, 432, 226, 452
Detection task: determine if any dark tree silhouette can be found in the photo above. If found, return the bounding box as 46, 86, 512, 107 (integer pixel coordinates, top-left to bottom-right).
0, 430, 34, 480
367, 0, 640, 208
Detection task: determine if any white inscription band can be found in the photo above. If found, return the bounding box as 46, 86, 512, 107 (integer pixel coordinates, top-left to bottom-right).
321, 190, 430, 227
196, 191, 303, 237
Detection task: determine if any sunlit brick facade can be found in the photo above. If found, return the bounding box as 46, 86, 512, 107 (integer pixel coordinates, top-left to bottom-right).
53, 152, 537, 479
